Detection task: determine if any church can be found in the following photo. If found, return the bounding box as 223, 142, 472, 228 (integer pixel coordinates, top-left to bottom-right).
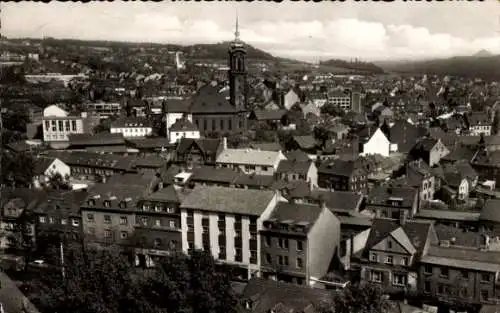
189, 18, 249, 135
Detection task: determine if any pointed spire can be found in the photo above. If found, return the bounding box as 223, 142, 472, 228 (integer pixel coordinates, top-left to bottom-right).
234, 12, 240, 41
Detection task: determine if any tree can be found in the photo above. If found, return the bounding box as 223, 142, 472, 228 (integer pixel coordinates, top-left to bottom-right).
319, 283, 391, 313
146, 250, 238, 313
46, 172, 71, 190
29, 247, 160, 313
1, 150, 35, 187
313, 125, 330, 147
8, 207, 36, 274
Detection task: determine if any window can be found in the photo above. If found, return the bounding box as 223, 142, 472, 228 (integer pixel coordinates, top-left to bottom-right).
228, 119, 232, 131
104, 230, 112, 238
370, 253, 378, 262
437, 284, 444, 294
297, 258, 303, 269
203, 119, 207, 131
87, 213, 94, 222
120, 216, 128, 225
71, 120, 77, 131
39, 216, 46, 223
265, 236, 271, 247
393, 273, 407, 286
169, 221, 176, 228
371, 270, 382, 283
250, 250, 257, 264
481, 290, 489, 301
220, 119, 224, 130
166, 207, 175, 213
51, 121, 56, 131
154, 238, 162, 248
266, 253, 272, 264
387, 240, 392, 249
278, 238, 289, 249
278, 256, 283, 265
297, 240, 303, 251
462, 271, 469, 279
49, 217, 55, 224
235, 230, 241, 237
120, 231, 128, 239
424, 264, 432, 274
401, 257, 409, 266
481, 273, 491, 282
104, 201, 111, 208
385, 256, 393, 264
45, 121, 50, 131
440, 267, 449, 278
153, 219, 161, 227
58, 120, 63, 131
61, 219, 67, 225
104, 215, 111, 224
65, 121, 70, 131
284, 256, 289, 266
424, 281, 431, 293
141, 217, 148, 226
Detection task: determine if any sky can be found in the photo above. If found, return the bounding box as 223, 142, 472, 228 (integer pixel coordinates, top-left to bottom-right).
3, 1, 500, 62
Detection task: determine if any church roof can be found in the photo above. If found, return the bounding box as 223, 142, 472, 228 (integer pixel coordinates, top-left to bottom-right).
190, 84, 237, 114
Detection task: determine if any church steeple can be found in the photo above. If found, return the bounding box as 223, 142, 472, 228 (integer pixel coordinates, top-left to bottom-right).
234, 14, 240, 42
228, 11, 247, 116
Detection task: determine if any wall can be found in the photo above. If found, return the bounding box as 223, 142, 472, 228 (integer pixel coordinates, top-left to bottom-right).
110, 127, 153, 138
166, 113, 193, 133
361, 129, 390, 157
81, 208, 135, 246
43, 118, 84, 142
45, 158, 71, 180
169, 130, 201, 144
307, 207, 341, 284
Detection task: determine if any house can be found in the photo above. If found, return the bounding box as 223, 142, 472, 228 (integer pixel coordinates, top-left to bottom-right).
467, 112, 492, 136
248, 109, 288, 130
179, 185, 280, 280
163, 98, 193, 134
133, 185, 185, 267
404, 159, 437, 202
409, 138, 450, 167
80, 183, 147, 249
360, 127, 392, 157
276, 159, 318, 187
110, 116, 153, 138
365, 185, 419, 219
232, 173, 277, 190
260, 202, 341, 286
240, 278, 333, 313
32, 156, 71, 188
0, 188, 45, 250
358, 218, 436, 293
419, 236, 500, 305
42, 105, 99, 143
287, 135, 318, 154
175, 137, 222, 166
389, 119, 426, 154
34, 190, 88, 247
187, 166, 240, 188
283, 89, 300, 111
168, 116, 200, 144
216, 144, 287, 176
317, 159, 367, 193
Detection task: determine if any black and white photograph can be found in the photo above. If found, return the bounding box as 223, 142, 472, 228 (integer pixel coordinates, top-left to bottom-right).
0, 1, 499, 313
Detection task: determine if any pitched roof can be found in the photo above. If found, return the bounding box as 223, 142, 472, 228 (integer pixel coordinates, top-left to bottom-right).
480, 199, 500, 222
276, 160, 312, 175
289, 188, 363, 212
68, 133, 125, 147
34, 190, 88, 217
180, 185, 276, 216
169, 117, 198, 132
241, 278, 332, 313
292, 135, 317, 150
190, 84, 236, 113
216, 148, 284, 167
233, 174, 276, 188
110, 116, 152, 128
284, 150, 310, 162
141, 184, 181, 203
163, 98, 191, 113
33, 156, 57, 175
267, 202, 324, 228
41, 151, 137, 171
367, 186, 417, 208
434, 224, 493, 248
188, 166, 240, 184
176, 138, 221, 155
364, 219, 432, 259
422, 245, 500, 272
318, 159, 359, 177
252, 109, 287, 121
416, 209, 480, 222
249, 142, 283, 152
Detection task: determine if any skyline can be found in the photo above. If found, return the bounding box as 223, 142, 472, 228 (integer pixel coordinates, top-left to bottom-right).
3, 1, 500, 62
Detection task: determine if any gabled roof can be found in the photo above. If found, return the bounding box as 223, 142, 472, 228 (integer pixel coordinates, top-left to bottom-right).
33, 156, 57, 175
163, 98, 191, 113
68, 133, 125, 147
284, 149, 310, 162
267, 202, 326, 230
318, 159, 360, 177
276, 160, 312, 175
188, 166, 240, 184
251, 109, 287, 121
190, 84, 236, 113
389, 227, 417, 254
141, 185, 181, 203
422, 245, 500, 273
110, 116, 152, 128
367, 186, 417, 208
249, 142, 283, 152
233, 173, 276, 188
176, 138, 221, 156
180, 185, 276, 216
292, 135, 317, 150
169, 117, 198, 132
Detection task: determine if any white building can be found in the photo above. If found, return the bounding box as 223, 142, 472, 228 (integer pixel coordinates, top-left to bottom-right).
216, 139, 287, 176
283, 89, 300, 111
168, 117, 200, 144
179, 185, 281, 279
164, 99, 193, 134
42, 105, 90, 142
328, 92, 351, 111
32, 156, 71, 188
360, 128, 391, 157
110, 117, 153, 138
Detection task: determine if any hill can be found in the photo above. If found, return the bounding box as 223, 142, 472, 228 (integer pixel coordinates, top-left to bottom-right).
376, 54, 500, 80
319, 59, 384, 74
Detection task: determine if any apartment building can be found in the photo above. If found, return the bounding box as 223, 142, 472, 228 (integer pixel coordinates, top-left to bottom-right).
85, 102, 121, 118
179, 185, 280, 280
260, 202, 341, 286
365, 186, 419, 220
42, 105, 98, 142
110, 117, 153, 138
327, 91, 351, 111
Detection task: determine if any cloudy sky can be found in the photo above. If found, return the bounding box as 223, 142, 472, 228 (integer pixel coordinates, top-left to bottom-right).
3, 1, 499, 62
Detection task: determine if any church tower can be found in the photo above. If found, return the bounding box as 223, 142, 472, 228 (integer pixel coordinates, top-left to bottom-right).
228, 15, 248, 113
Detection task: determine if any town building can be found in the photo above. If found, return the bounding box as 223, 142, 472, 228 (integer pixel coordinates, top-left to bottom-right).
32, 156, 71, 189
175, 138, 223, 167
179, 185, 280, 280
317, 159, 367, 193
42, 105, 99, 143
168, 116, 200, 144
110, 117, 153, 138
260, 201, 341, 286
365, 185, 419, 219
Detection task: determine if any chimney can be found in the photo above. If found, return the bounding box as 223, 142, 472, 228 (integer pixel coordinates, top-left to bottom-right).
222, 137, 228, 150
399, 210, 408, 226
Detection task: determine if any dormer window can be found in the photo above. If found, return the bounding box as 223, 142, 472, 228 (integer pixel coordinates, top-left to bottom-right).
88, 199, 95, 206
244, 300, 253, 310
104, 200, 111, 208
